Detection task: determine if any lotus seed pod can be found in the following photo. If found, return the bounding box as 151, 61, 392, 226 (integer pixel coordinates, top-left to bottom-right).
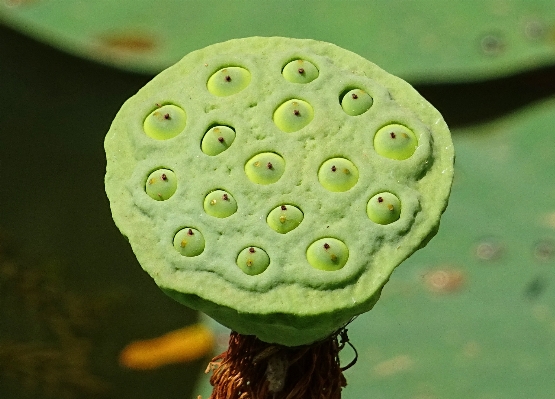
203, 190, 237, 218
341, 89, 373, 116
318, 158, 359, 192
145, 169, 177, 200
105, 37, 454, 347
267, 204, 304, 234
367, 192, 402, 225
236, 246, 270, 275
244, 152, 285, 185
143, 104, 187, 140
201, 125, 236, 156
374, 123, 418, 160
207, 66, 251, 97
282, 59, 319, 83
173, 228, 205, 257
273, 99, 314, 132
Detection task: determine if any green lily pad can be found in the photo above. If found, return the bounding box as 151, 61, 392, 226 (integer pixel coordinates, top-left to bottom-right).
1, 1, 555, 81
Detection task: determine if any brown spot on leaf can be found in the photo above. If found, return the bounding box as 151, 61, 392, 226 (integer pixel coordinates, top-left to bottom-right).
97, 33, 157, 53
424, 268, 465, 293
373, 355, 413, 378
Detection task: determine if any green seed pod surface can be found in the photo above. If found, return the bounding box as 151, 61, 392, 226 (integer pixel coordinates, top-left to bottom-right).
105, 37, 454, 346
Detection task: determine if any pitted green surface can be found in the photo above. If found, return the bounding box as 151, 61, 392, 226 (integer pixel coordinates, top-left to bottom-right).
105, 37, 454, 346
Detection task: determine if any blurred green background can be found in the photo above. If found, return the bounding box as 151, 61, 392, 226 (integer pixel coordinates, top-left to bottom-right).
1, 1, 554, 398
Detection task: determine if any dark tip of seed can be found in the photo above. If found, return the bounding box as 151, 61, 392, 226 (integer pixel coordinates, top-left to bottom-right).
249, 247, 256, 253
331, 165, 337, 172
267, 162, 273, 169
298, 68, 305, 74
281, 205, 287, 211
155, 103, 161, 108
323, 243, 330, 250
218, 136, 224, 143
378, 197, 384, 203
164, 113, 171, 120
225, 75, 231, 82
187, 229, 194, 236
390, 132, 396, 139
351, 93, 358, 100
293, 109, 300, 116
161, 174, 168, 181
222, 193, 229, 201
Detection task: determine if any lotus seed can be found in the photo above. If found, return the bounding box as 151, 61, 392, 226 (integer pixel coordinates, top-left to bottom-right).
207, 66, 251, 97
273, 99, 314, 133
306, 238, 349, 271
282, 59, 319, 83
201, 125, 236, 156
367, 192, 401, 225
173, 228, 205, 257
374, 124, 418, 160
204, 190, 237, 218
245, 153, 285, 185
236, 246, 270, 275
318, 158, 359, 192
143, 104, 187, 140
145, 169, 177, 201
267, 204, 304, 234
340, 89, 373, 116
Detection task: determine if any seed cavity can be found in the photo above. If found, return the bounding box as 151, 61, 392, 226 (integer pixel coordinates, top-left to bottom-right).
282, 59, 319, 83
143, 104, 187, 140
318, 158, 359, 192
273, 99, 314, 133
306, 238, 349, 271
245, 152, 285, 185
340, 89, 373, 116
236, 247, 270, 275
267, 204, 304, 234
145, 168, 177, 201
374, 124, 418, 160
367, 192, 401, 225
173, 228, 205, 257
201, 125, 236, 156
207, 66, 251, 96
204, 190, 237, 218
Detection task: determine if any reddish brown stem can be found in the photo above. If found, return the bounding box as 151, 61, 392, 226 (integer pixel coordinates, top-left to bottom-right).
206, 331, 347, 399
